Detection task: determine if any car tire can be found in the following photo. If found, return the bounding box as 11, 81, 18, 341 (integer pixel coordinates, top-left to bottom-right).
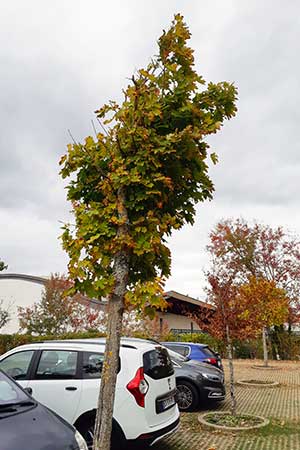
79, 415, 126, 450
111, 421, 126, 450
176, 380, 199, 412
78, 415, 95, 450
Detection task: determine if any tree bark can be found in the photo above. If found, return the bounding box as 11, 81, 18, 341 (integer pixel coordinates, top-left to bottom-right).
226, 324, 237, 416
262, 326, 268, 367
93, 187, 129, 450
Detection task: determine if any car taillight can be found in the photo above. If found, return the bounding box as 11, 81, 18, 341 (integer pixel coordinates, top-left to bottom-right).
126, 367, 149, 408
205, 358, 217, 365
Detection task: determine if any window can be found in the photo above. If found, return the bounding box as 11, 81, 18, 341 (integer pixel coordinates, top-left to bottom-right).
0, 351, 34, 380
35, 350, 78, 380
0, 371, 29, 405
143, 346, 174, 380
181, 346, 190, 357
200, 346, 216, 358
165, 344, 189, 357
82, 352, 104, 379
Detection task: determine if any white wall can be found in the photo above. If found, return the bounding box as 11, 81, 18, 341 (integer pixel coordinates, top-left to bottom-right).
0, 279, 44, 334
157, 311, 201, 331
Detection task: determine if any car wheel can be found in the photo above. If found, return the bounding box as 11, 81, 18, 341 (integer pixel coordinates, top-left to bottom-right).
80, 416, 126, 450
79, 416, 94, 450
176, 380, 199, 412
111, 421, 126, 450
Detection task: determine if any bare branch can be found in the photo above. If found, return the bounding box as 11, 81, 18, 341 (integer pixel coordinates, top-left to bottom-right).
67, 129, 78, 145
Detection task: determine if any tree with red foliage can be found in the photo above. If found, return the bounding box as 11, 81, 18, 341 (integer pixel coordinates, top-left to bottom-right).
209, 219, 300, 357
193, 264, 289, 413
192, 261, 257, 415
18, 274, 105, 335
209, 219, 300, 320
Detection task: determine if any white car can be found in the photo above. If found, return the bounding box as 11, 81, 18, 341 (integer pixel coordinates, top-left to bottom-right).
0, 338, 179, 449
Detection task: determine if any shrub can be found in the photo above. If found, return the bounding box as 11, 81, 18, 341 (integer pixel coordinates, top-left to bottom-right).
0, 330, 105, 355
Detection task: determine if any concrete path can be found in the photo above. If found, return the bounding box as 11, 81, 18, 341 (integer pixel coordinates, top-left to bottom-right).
154, 360, 300, 450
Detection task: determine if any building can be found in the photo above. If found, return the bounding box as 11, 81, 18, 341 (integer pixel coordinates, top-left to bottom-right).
0, 274, 213, 335
159, 290, 214, 334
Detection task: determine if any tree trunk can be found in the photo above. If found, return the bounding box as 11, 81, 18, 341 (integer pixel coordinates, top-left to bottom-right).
226, 324, 237, 416
93, 187, 129, 450
262, 326, 268, 367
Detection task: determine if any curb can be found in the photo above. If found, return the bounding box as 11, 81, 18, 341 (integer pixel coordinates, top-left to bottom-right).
251, 365, 282, 370
198, 412, 270, 432
237, 379, 279, 388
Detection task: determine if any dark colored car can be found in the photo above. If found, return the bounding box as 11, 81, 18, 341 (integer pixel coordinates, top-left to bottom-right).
167, 350, 225, 412
162, 342, 223, 371
0, 369, 87, 450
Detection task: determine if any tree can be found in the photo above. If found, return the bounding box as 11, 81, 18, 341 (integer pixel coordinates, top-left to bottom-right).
0, 259, 7, 272
209, 218, 300, 359
18, 274, 105, 335
238, 277, 289, 366
60, 14, 237, 450
0, 259, 10, 330
0, 300, 10, 330
192, 262, 256, 416
209, 219, 300, 310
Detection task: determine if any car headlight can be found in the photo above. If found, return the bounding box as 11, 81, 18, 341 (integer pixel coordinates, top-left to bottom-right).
202, 373, 222, 382
75, 430, 88, 450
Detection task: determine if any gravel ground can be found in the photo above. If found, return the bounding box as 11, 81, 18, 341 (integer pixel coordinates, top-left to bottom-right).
154, 359, 300, 450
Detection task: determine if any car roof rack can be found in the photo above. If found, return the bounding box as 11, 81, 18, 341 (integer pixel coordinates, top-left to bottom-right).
39, 339, 137, 349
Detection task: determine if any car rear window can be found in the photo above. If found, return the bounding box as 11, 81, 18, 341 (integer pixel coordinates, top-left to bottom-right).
165, 344, 189, 357
200, 346, 216, 357
143, 346, 174, 380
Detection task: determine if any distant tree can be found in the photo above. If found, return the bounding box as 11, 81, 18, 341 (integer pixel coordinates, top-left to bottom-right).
120, 312, 171, 341
192, 262, 255, 416
18, 274, 105, 335
60, 14, 237, 450
0, 300, 10, 330
0, 259, 11, 329
209, 218, 300, 358
209, 219, 300, 316
192, 266, 288, 414
238, 277, 289, 366
0, 259, 7, 272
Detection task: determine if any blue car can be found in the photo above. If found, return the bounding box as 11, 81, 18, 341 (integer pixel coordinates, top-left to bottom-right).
162, 342, 223, 371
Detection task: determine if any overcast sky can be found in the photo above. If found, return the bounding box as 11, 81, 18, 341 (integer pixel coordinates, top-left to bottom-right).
1, 1, 300, 299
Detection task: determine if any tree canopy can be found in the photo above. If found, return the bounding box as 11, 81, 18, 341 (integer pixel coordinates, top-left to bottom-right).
60, 14, 237, 312
208, 218, 300, 323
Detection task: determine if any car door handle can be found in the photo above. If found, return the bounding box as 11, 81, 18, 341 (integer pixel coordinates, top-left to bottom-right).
65, 386, 77, 391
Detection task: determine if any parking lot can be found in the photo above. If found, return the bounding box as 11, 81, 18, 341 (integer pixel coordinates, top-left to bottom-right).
155, 359, 300, 450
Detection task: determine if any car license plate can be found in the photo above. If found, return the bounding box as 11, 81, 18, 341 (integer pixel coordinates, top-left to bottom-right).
156, 389, 177, 414
162, 395, 175, 410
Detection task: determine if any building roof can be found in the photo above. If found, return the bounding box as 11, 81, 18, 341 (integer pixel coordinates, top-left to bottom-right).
0, 273, 47, 285
164, 290, 214, 310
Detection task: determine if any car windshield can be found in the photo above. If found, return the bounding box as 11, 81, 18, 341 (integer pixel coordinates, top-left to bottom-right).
0, 371, 29, 407
166, 348, 189, 365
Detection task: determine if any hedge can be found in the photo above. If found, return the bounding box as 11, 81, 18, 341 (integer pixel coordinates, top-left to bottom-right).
1, 329, 299, 360
0, 330, 105, 355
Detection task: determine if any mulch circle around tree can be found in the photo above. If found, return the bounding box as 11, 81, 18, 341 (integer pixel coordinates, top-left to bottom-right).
198, 411, 269, 431
251, 365, 282, 370
237, 379, 279, 387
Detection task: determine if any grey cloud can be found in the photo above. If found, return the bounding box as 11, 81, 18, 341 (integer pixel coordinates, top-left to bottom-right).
1, 0, 300, 294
